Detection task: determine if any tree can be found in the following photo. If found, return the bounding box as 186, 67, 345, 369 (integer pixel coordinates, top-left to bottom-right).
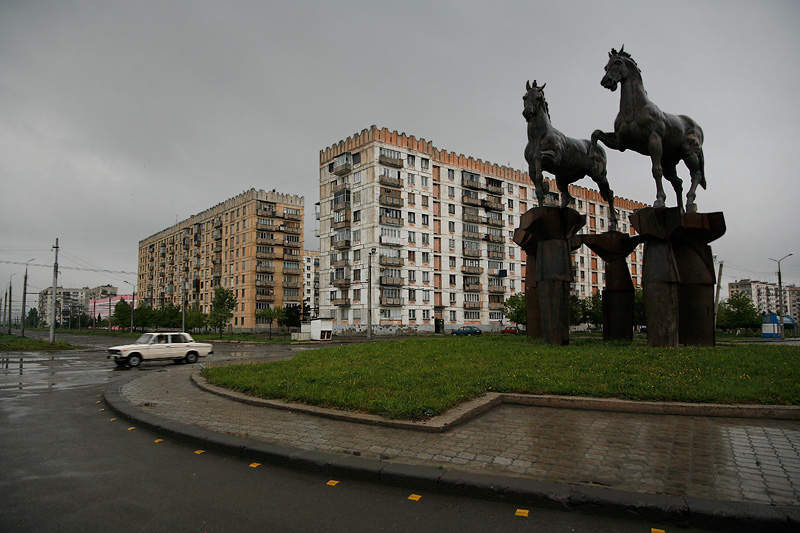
255, 305, 285, 339
279, 304, 302, 329
584, 292, 603, 329
133, 304, 156, 331
111, 298, 131, 330
570, 294, 586, 326
501, 293, 526, 325
26, 307, 40, 328
208, 287, 237, 336
185, 307, 207, 333
156, 303, 182, 329
633, 287, 645, 328
717, 292, 762, 331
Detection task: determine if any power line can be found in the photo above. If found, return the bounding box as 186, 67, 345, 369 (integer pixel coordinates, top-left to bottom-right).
0, 260, 135, 276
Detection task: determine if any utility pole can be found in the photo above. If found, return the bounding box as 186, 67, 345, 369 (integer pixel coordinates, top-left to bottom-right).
49, 238, 59, 344
770, 254, 793, 340
714, 260, 724, 328
367, 247, 376, 340
21, 259, 33, 337
8, 273, 15, 334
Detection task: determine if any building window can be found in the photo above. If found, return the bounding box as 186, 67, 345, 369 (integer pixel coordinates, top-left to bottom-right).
448, 221, 455, 232
421, 158, 429, 170
409, 309, 416, 321
407, 154, 415, 166
448, 169, 454, 180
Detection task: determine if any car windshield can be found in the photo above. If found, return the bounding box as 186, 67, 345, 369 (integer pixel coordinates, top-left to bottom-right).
135, 334, 155, 344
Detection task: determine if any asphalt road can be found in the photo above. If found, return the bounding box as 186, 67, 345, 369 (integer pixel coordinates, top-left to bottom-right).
0, 332, 709, 532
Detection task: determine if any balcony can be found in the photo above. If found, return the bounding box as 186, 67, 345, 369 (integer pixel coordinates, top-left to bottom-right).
283, 239, 301, 248
255, 280, 274, 287
486, 217, 504, 227
461, 265, 483, 275
261, 207, 278, 217
283, 281, 301, 289
256, 222, 275, 231
463, 283, 482, 292
489, 285, 506, 293
284, 293, 302, 302
379, 215, 403, 226
284, 212, 302, 221
281, 225, 302, 234
213, 217, 223, 228
379, 256, 404, 267
380, 297, 403, 306
489, 301, 504, 310
462, 177, 483, 190
379, 175, 403, 188
332, 239, 351, 250
256, 294, 275, 302
380, 276, 403, 286
486, 183, 503, 195
256, 265, 275, 274
488, 251, 505, 260
380, 234, 405, 247
332, 259, 348, 268
332, 162, 352, 176
212, 229, 222, 240
464, 301, 482, 309
462, 195, 482, 207
487, 268, 504, 277
333, 278, 351, 287
483, 233, 504, 243
332, 298, 351, 307
482, 198, 504, 211
463, 231, 481, 241
463, 248, 481, 258
212, 243, 222, 253
211, 266, 222, 278
379, 154, 404, 168
464, 213, 485, 224
379, 194, 404, 208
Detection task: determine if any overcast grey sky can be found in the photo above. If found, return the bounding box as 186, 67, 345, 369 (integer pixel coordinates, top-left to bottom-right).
1, 0, 798, 313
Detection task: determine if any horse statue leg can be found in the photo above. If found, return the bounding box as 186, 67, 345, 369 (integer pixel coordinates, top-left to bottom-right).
528, 152, 550, 206
587, 144, 618, 231
683, 148, 706, 214
647, 132, 667, 208
662, 163, 684, 213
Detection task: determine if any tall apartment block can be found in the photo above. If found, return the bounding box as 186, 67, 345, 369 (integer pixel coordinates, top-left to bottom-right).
38, 284, 118, 326
302, 249, 320, 317
319, 126, 647, 333
729, 279, 800, 321
137, 188, 304, 331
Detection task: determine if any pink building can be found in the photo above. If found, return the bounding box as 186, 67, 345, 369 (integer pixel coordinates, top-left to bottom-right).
88, 294, 137, 320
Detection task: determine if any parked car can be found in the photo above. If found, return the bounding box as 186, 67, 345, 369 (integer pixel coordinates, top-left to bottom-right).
451, 326, 482, 336
500, 325, 520, 334
107, 332, 213, 368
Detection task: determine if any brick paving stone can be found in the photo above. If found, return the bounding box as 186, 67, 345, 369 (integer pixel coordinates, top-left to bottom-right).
120, 366, 800, 507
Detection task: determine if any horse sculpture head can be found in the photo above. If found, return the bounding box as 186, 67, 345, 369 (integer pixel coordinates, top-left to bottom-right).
522, 79, 549, 121
601, 45, 639, 92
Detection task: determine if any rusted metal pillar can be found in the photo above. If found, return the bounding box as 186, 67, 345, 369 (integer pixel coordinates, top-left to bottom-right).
672, 212, 726, 346
630, 207, 682, 347
517, 207, 585, 345
513, 228, 541, 339
580, 232, 643, 341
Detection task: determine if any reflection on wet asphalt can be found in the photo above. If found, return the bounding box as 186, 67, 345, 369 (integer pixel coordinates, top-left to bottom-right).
0, 333, 285, 400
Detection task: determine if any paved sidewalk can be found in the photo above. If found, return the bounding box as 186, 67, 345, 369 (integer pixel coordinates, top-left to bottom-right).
107, 363, 800, 531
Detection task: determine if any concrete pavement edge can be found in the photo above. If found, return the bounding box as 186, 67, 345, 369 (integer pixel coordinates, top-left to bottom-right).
103, 374, 799, 532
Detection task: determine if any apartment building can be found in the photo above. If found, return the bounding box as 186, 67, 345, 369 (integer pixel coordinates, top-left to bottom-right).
302, 250, 320, 317
38, 285, 117, 326
319, 126, 647, 333
729, 279, 799, 321
137, 188, 304, 331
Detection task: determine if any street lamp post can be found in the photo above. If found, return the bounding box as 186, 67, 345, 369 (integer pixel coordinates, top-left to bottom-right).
20, 259, 34, 337
124, 280, 136, 333
769, 253, 793, 340
367, 248, 376, 340
8, 273, 16, 335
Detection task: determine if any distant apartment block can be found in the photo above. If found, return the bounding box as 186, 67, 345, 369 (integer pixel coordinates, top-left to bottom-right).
729, 279, 800, 321
38, 284, 117, 326
302, 250, 320, 318
137, 188, 304, 331
319, 126, 647, 333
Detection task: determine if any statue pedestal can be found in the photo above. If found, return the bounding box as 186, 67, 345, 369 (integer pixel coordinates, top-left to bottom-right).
630, 207, 682, 347
512, 228, 541, 339
516, 207, 584, 345
579, 232, 643, 341
672, 212, 726, 346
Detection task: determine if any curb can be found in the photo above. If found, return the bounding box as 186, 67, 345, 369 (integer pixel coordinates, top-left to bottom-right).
104, 374, 800, 532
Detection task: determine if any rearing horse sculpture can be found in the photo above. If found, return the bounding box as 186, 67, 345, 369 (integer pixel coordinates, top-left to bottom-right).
523, 80, 618, 230
591, 46, 706, 212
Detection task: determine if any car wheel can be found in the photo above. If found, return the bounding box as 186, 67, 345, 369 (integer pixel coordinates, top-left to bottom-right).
185, 352, 198, 364
127, 354, 142, 368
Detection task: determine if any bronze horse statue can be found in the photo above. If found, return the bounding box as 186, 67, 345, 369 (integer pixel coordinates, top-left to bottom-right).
591, 46, 706, 212
523, 80, 617, 230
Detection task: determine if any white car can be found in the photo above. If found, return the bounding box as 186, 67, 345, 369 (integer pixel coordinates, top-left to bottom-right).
107, 332, 213, 368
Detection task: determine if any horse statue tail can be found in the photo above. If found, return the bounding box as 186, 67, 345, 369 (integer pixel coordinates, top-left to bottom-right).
699, 148, 707, 190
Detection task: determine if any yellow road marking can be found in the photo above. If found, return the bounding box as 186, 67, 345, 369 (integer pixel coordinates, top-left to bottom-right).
250, 463, 261, 468
110, 418, 117, 421
127, 427, 135, 431
651, 529, 666, 533
515, 509, 530, 517
194, 450, 205, 454
99, 409, 105, 412
408, 494, 421, 501
326, 480, 339, 486
154, 439, 164, 443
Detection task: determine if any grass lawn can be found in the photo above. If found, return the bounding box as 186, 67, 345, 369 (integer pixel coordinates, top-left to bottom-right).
202, 335, 800, 420
0, 333, 80, 351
